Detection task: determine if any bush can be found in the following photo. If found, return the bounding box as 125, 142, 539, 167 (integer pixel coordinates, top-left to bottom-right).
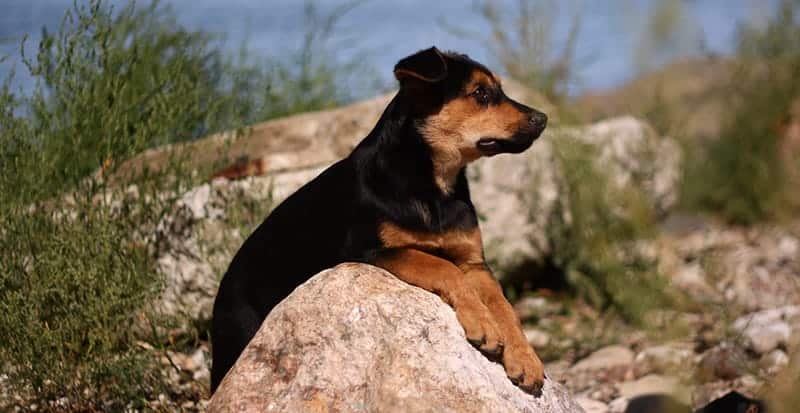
0, 202, 165, 410
0, 0, 361, 409
537, 136, 670, 323
680, 0, 800, 224
233, 1, 371, 121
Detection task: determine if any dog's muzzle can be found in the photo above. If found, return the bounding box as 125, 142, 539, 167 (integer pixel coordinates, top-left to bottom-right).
477, 111, 547, 156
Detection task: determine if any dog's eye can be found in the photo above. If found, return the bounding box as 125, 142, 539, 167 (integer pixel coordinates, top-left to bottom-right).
471, 86, 490, 106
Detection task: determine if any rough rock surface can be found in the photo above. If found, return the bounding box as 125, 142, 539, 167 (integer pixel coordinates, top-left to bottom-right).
208, 263, 584, 413
154, 177, 278, 320
658, 221, 800, 312
473, 116, 681, 272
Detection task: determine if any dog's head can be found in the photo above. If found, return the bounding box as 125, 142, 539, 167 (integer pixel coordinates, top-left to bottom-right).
394, 47, 547, 191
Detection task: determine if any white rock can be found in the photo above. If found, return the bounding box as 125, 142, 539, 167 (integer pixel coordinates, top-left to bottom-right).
671, 263, 715, 300
571, 345, 635, 372
617, 374, 688, 404
524, 328, 552, 348
473, 116, 681, 275
607, 397, 629, 413
634, 342, 694, 376
761, 349, 789, 372
733, 306, 800, 331
576, 397, 609, 413
209, 264, 585, 413
778, 236, 798, 258
733, 306, 800, 354
749, 322, 791, 355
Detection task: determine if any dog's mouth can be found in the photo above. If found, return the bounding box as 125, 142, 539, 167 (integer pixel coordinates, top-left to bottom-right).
476, 138, 505, 156
476, 130, 542, 156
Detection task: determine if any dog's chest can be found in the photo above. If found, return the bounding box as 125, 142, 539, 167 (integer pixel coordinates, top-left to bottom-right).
377, 219, 483, 265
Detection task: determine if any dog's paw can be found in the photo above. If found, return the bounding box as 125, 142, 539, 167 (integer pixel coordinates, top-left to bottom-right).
503, 342, 545, 395
455, 304, 504, 357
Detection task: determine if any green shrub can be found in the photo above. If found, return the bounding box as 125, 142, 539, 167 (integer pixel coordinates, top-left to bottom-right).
235, 1, 372, 121
538, 136, 670, 323
0, 202, 165, 410
680, 0, 800, 224
0, 0, 363, 409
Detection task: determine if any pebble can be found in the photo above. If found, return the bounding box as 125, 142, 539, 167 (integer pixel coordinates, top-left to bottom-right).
744, 321, 792, 355
607, 397, 629, 413
633, 342, 694, 377
576, 397, 609, 413
617, 374, 688, 404
760, 348, 789, 372
571, 345, 635, 372
696, 343, 748, 382
733, 306, 799, 355
524, 327, 551, 348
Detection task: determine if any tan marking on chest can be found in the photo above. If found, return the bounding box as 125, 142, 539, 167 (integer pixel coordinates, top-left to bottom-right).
378, 222, 484, 266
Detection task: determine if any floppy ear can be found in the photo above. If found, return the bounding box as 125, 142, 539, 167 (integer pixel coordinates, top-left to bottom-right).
394, 47, 448, 85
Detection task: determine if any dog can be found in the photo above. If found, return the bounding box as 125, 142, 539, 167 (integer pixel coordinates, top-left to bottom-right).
624, 391, 767, 413
210, 47, 549, 394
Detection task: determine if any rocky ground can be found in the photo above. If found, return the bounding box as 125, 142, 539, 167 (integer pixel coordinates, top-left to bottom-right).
145, 216, 800, 412
142, 173, 799, 413
520, 217, 800, 413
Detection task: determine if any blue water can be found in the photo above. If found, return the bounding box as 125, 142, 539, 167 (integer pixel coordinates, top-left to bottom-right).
0, 0, 779, 97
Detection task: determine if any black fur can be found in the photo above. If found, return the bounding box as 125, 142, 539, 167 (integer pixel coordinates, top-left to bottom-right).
624, 392, 767, 413
210, 48, 545, 392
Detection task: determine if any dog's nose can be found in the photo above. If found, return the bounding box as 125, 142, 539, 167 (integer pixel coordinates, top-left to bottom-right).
529, 112, 548, 129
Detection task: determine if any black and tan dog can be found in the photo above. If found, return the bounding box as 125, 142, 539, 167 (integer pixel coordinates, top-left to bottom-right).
211, 47, 549, 394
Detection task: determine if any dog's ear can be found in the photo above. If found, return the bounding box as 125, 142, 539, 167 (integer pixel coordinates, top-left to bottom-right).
394, 47, 447, 86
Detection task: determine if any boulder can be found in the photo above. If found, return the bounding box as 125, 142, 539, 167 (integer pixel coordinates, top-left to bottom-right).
473, 116, 681, 273
208, 263, 584, 413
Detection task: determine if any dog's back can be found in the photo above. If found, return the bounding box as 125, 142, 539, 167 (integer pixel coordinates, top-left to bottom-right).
210, 157, 374, 391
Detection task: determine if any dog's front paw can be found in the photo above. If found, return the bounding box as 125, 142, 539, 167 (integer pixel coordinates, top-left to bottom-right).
503, 341, 545, 395
455, 303, 504, 357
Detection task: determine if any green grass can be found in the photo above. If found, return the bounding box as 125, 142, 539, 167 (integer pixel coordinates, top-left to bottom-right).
0, 0, 360, 409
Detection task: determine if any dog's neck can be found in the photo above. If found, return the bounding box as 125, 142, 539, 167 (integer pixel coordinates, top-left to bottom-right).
351, 95, 472, 229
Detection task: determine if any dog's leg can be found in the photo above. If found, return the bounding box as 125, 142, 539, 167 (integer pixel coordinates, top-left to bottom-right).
374, 248, 504, 356
463, 267, 545, 394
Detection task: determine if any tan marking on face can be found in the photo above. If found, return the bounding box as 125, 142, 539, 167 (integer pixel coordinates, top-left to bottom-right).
378, 221, 485, 267
419, 70, 529, 193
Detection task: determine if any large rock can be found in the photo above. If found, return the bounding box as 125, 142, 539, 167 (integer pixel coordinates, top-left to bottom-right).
208, 263, 584, 413
473, 116, 681, 273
